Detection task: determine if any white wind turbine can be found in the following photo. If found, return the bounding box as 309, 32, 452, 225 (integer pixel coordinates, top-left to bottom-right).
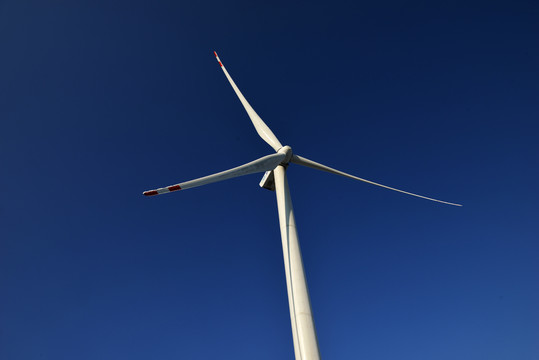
143, 52, 461, 360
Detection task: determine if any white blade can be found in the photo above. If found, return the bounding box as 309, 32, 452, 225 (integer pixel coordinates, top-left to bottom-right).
291, 155, 462, 206
143, 153, 285, 196
214, 51, 283, 152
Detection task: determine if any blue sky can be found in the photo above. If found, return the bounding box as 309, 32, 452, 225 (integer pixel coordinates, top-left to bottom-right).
1, 1, 538, 359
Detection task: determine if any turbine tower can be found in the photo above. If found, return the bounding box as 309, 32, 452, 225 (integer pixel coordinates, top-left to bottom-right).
143, 52, 461, 360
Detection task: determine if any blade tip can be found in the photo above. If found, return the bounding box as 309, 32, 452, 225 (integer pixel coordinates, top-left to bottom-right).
213, 51, 223, 66
143, 190, 158, 196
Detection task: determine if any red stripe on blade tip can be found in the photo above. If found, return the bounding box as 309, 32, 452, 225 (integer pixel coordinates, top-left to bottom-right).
143, 190, 158, 196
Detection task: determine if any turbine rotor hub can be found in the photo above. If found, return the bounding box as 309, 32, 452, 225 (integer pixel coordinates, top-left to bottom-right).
278, 145, 293, 164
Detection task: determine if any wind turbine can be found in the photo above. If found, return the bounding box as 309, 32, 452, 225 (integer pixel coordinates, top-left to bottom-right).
143, 51, 461, 360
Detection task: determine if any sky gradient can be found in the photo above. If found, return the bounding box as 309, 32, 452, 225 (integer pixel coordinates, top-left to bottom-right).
1, 1, 538, 359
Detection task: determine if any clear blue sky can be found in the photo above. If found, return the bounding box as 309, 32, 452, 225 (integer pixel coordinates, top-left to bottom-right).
1, 1, 538, 359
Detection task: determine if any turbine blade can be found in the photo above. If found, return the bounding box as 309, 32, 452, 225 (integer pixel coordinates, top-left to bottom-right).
214, 51, 283, 152
143, 153, 285, 196
291, 155, 462, 206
